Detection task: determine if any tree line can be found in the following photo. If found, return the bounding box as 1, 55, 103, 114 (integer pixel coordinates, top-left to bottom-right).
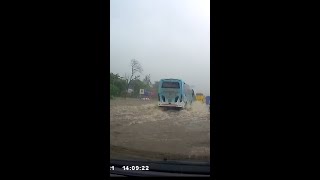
110, 59, 159, 99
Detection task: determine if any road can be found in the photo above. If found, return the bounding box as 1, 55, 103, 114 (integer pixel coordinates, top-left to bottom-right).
110, 97, 210, 161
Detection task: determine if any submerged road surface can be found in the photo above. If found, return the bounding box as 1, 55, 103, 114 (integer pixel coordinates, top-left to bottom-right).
110, 98, 210, 161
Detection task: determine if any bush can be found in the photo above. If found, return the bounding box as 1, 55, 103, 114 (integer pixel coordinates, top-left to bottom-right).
110, 84, 120, 97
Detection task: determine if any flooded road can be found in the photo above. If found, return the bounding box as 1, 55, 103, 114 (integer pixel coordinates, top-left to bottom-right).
110, 98, 210, 161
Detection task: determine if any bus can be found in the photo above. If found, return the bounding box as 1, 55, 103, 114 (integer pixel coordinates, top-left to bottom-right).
158, 79, 194, 109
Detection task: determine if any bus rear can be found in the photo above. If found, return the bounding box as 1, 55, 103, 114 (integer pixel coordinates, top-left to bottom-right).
158, 79, 185, 108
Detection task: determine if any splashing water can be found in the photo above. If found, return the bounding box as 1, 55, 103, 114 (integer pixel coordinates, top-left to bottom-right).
110, 98, 210, 161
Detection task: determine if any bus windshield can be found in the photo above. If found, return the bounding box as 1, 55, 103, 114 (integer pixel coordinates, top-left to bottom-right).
161, 82, 180, 88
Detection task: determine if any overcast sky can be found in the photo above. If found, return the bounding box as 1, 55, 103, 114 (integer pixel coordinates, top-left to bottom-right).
110, 0, 210, 95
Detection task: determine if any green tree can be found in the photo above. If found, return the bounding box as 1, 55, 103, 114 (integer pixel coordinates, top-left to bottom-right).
110, 72, 127, 98
110, 84, 119, 98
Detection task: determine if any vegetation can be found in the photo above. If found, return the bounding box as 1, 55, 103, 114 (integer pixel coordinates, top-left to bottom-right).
110, 59, 157, 99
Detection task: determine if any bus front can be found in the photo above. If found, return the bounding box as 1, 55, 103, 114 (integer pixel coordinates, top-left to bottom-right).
158, 79, 185, 108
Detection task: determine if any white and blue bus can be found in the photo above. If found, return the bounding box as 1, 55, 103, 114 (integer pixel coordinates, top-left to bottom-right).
158, 79, 194, 109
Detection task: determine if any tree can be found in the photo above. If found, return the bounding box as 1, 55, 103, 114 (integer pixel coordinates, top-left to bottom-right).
124, 59, 143, 98
143, 74, 152, 87
110, 84, 119, 97
110, 72, 127, 98
130, 79, 149, 97
110, 73, 120, 87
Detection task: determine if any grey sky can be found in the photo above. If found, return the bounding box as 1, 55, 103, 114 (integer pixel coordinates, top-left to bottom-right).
110, 0, 210, 95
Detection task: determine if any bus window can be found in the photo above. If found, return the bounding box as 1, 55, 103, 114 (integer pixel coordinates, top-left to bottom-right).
161, 82, 180, 88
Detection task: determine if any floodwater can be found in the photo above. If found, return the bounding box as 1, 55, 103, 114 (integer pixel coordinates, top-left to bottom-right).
110, 97, 210, 161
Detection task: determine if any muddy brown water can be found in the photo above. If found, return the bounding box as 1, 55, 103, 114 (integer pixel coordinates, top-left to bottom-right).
110, 97, 210, 161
